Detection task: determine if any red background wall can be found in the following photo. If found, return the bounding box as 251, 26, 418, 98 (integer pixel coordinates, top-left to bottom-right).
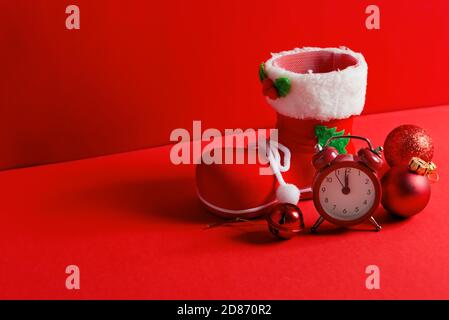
1, 0, 449, 170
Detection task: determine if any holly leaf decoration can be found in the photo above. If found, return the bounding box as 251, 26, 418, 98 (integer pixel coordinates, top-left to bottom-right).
315, 125, 349, 154
259, 63, 266, 82
274, 77, 291, 97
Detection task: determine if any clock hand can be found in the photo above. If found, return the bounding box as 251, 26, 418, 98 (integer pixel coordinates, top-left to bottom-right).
342, 170, 350, 195
334, 171, 344, 188
345, 171, 349, 188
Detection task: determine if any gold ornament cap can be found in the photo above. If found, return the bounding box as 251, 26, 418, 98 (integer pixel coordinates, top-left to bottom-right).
408, 157, 439, 182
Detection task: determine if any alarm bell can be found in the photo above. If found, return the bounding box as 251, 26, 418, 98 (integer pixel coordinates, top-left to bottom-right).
312, 135, 384, 172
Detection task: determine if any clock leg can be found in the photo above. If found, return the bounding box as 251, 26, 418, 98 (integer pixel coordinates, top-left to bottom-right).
311, 217, 325, 233
369, 217, 382, 231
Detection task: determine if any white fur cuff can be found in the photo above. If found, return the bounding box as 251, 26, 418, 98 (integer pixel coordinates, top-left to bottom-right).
263, 47, 368, 121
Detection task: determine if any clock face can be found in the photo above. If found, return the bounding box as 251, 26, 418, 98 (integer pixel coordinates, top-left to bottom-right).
317, 166, 377, 222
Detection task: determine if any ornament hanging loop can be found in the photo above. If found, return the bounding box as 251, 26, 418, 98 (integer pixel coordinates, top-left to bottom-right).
427, 171, 440, 183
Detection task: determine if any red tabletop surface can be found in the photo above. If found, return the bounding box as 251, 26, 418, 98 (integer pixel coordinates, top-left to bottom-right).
0, 105, 448, 299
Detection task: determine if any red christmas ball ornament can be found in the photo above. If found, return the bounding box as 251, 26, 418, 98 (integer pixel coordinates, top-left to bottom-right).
384, 125, 434, 167
381, 166, 431, 218
266, 203, 305, 239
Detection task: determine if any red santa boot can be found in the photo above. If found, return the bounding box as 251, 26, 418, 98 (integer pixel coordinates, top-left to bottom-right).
196, 47, 368, 219
261, 47, 368, 198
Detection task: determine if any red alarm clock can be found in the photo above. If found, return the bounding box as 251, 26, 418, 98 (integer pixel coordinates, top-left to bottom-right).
311, 135, 384, 232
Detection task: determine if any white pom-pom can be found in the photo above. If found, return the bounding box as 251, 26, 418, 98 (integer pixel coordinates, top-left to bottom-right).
276, 183, 300, 205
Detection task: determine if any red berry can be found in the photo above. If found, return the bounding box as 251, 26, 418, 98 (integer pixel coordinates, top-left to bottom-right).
262, 78, 279, 99
265, 87, 279, 100
262, 78, 273, 91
